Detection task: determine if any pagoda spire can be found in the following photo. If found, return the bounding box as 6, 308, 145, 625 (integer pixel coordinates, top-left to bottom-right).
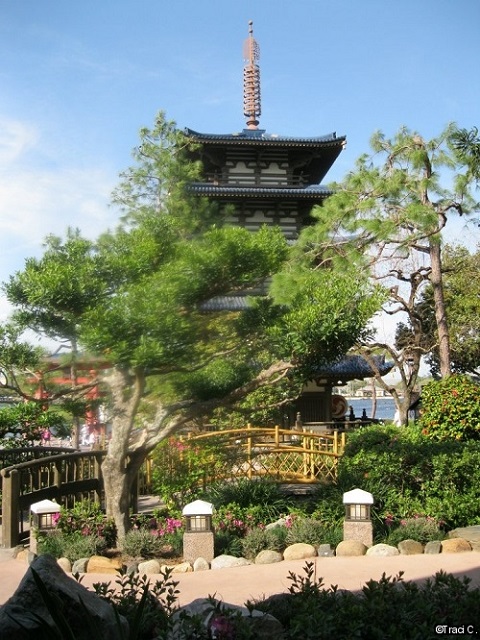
243, 20, 261, 130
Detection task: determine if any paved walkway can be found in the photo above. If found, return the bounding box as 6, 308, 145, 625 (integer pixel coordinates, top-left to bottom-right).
1, 548, 480, 608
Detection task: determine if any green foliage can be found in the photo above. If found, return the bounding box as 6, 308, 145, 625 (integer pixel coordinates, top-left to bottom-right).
338, 424, 480, 531
241, 526, 288, 560
56, 502, 117, 548
418, 374, 480, 440
284, 517, 333, 547
255, 562, 480, 639
268, 265, 384, 374
0, 401, 67, 444
122, 529, 166, 560
419, 245, 480, 376
205, 477, 291, 514
123, 516, 183, 559
151, 436, 244, 509
38, 531, 108, 562
385, 516, 446, 546
91, 568, 180, 639
22, 560, 480, 640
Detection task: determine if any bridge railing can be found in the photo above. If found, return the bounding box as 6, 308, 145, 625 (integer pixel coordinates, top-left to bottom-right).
1, 450, 105, 548
181, 424, 346, 485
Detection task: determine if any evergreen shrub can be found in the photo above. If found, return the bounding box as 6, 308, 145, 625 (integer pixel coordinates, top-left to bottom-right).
338, 424, 480, 532
418, 374, 480, 440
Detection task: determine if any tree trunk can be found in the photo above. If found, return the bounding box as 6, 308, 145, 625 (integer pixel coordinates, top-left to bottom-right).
102, 453, 134, 543
101, 366, 147, 545
429, 240, 452, 377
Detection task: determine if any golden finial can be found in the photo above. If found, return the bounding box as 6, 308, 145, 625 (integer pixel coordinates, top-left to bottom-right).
243, 20, 261, 130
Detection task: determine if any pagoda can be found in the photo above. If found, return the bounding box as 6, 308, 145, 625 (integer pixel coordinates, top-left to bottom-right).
185, 21, 346, 241
185, 22, 391, 425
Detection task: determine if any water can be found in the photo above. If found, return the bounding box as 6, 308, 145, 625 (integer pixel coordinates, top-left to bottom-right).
346, 397, 396, 422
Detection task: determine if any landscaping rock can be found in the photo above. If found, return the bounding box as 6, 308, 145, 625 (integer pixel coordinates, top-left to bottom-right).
211, 555, 252, 570
397, 539, 424, 555
72, 558, 89, 574
0, 554, 128, 639
255, 550, 283, 564
170, 562, 193, 574
57, 557, 72, 573
424, 541, 442, 554
138, 559, 162, 575
335, 540, 367, 557
125, 560, 139, 575
15, 549, 32, 565
283, 543, 316, 561
265, 518, 287, 530
169, 598, 285, 640
441, 538, 472, 553
317, 544, 335, 557
87, 555, 121, 574
193, 557, 210, 571
366, 543, 399, 557
448, 525, 480, 544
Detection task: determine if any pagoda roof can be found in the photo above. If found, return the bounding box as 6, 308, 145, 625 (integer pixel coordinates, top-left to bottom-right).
313, 355, 394, 383
185, 127, 345, 148
188, 183, 333, 199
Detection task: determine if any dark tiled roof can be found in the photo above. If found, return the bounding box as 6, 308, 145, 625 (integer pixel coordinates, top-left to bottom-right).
184, 127, 346, 147
200, 296, 249, 311
314, 355, 394, 382
189, 183, 333, 199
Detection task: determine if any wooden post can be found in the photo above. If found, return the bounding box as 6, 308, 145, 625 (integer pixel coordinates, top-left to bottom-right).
93, 453, 102, 504
1, 469, 20, 548
302, 429, 308, 479
247, 423, 252, 479
333, 430, 339, 456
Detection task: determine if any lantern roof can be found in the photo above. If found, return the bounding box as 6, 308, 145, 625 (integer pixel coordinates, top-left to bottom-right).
343, 488, 374, 505
182, 499, 214, 516
30, 499, 61, 514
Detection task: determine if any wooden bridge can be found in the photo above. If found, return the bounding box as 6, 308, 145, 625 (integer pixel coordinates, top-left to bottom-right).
170, 424, 346, 486
0, 425, 346, 548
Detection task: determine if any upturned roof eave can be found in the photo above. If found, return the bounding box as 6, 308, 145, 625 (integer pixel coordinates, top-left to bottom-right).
184, 127, 346, 148
188, 184, 334, 199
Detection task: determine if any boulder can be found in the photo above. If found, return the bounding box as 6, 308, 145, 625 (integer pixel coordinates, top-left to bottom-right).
86, 555, 121, 574
397, 539, 424, 555
424, 541, 442, 554
255, 550, 283, 564
71, 557, 89, 574
193, 557, 210, 571
366, 543, 399, 557
0, 554, 128, 639
441, 538, 472, 553
317, 544, 335, 557
265, 518, 287, 530
57, 557, 72, 573
168, 598, 285, 640
283, 543, 316, 561
138, 559, 162, 575
14, 549, 32, 565
448, 526, 480, 544
335, 540, 367, 557
170, 562, 193, 574
211, 555, 252, 570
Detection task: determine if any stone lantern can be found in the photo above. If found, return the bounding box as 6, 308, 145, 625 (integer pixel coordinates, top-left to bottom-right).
343, 488, 373, 547
30, 499, 61, 554
182, 499, 214, 563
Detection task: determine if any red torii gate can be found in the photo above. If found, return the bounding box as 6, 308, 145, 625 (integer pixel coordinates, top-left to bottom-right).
31, 357, 110, 447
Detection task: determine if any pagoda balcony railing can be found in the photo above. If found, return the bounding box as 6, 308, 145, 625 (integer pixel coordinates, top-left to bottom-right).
202, 173, 310, 188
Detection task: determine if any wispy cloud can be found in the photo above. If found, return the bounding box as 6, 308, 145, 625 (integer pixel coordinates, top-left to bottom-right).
0, 117, 120, 320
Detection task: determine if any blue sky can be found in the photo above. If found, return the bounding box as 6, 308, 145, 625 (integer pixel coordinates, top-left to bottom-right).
1, 0, 479, 323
